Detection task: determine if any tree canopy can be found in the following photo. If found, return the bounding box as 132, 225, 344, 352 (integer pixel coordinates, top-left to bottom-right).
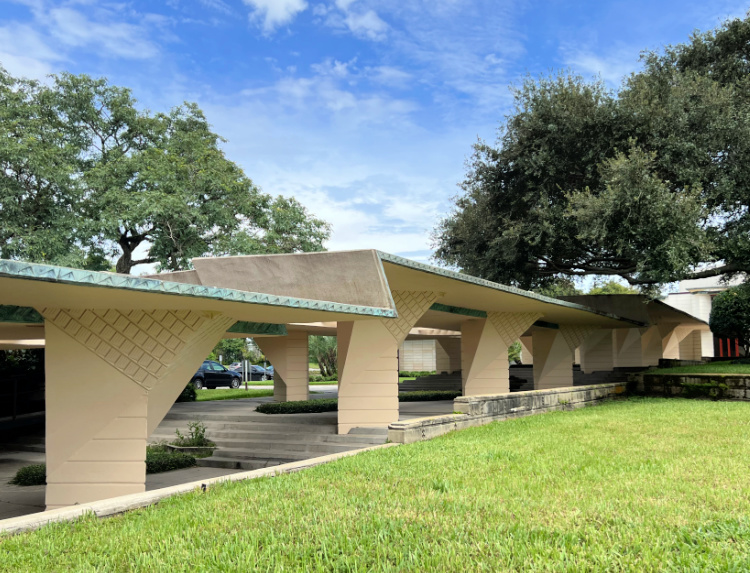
709, 284, 750, 355
0, 69, 330, 274
434, 14, 750, 290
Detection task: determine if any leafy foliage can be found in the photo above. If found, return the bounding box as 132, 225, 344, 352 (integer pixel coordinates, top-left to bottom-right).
709, 283, 750, 355
9, 464, 45, 486
588, 280, 639, 295
434, 14, 750, 288
175, 382, 197, 403
172, 421, 214, 448
0, 68, 330, 274
309, 336, 337, 377
145, 446, 196, 474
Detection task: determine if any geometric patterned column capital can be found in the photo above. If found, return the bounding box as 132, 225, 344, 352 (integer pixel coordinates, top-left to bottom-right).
41, 308, 234, 392
381, 291, 440, 346
487, 312, 543, 348
559, 324, 598, 352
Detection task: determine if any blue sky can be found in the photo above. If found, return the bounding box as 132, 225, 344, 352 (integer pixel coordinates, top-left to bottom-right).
1, 0, 748, 268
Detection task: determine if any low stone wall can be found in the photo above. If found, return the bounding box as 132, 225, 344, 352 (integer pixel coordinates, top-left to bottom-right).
630, 373, 750, 401
387, 382, 626, 445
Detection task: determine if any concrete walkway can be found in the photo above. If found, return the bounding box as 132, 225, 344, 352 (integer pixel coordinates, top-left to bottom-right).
0, 450, 243, 520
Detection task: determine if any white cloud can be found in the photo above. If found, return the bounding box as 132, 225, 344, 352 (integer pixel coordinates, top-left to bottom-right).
0, 23, 65, 79
560, 43, 640, 87
317, 0, 389, 40
48, 7, 160, 59
243, 0, 308, 33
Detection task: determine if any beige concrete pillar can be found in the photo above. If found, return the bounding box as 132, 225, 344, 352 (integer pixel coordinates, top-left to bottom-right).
579, 329, 614, 373
42, 308, 233, 509
678, 329, 703, 361
461, 312, 541, 396
337, 291, 439, 434
436, 337, 461, 373
613, 328, 644, 368
520, 335, 533, 365
533, 325, 595, 389
661, 324, 697, 360
640, 325, 663, 367
256, 331, 309, 402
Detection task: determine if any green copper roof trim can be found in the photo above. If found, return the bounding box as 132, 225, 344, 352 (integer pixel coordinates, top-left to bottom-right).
429, 303, 487, 318
376, 251, 645, 327
0, 305, 43, 324
0, 260, 397, 319
227, 321, 288, 336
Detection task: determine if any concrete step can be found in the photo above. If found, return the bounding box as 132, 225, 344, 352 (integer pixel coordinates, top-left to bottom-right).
150, 429, 385, 445
203, 446, 360, 463
158, 418, 338, 433
150, 434, 386, 453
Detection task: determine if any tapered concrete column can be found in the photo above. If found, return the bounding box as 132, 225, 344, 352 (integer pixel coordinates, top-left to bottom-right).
533, 325, 596, 389
662, 324, 696, 360
640, 326, 663, 366
42, 308, 234, 509
678, 329, 702, 360
337, 291, 438, 434
461, 312, 541, 396
256, 331, 309, 402
613, 328, 644, 368
520, 335, 533, 365
436, 337, 461, 373
579, 329, 614, 373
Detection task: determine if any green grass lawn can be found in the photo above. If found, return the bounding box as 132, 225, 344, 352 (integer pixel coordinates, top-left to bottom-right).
195, 388, 274, 401
649, 361, 750, 375
4, 398, 750, 571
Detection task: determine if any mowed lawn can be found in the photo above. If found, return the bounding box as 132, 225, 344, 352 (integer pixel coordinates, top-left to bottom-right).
3, 398, 750, 571
195, 388, 274, 401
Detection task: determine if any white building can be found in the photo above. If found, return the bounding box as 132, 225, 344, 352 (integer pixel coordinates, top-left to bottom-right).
663, 274, 745, 358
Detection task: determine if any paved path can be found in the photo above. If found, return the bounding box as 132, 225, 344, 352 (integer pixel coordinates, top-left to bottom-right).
0, 450, 243, 520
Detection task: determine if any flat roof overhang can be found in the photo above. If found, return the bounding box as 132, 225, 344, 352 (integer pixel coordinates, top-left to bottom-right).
176, 250, 645, 331
0, 260, 397, 331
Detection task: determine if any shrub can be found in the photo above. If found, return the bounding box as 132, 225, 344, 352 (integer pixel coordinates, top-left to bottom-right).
398, 390, 462, 402
256, 399, 338, 414
9, 464, 45, 486
172, 421, 215, 448
176, 382, 197, 403
398, 371, 436, 378
309, 374, 338, 383
146, 448, 196, 474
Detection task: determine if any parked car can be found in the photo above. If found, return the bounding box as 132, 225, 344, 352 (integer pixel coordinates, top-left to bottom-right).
228, 362, 242, 371
231, 364, 272, 381
191, 360, 242, 390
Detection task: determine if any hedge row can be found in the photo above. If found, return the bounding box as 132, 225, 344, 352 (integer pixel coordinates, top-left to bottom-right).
398, 390, 462, 402
256, 399, 338, 414
309, 374, 338, 383
398, 371, 436, 378
145, 448, 196, 474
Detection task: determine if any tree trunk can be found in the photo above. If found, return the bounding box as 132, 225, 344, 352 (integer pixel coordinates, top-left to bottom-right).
115, 239, 133, 274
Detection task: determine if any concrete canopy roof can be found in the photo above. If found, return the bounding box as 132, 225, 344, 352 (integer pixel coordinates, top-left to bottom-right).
183, 250, 644, 330
559, 295, 709, 328
0, 259, 396, 328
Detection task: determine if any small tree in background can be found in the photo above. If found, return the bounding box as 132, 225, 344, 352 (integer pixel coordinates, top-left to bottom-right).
588, 280, 639, 295
709, 284, 750, 356
309, 336, 337, 377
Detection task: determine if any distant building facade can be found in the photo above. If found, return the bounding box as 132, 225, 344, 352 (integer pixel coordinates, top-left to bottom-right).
663, 275, 745, 358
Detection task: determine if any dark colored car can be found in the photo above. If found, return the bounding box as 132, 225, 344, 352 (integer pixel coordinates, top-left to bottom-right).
191, 360, 242, 390
231, 364, 272, 381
